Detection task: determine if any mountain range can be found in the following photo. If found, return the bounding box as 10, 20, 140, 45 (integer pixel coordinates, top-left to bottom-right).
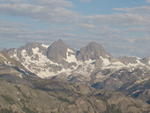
0, 39, 150, 113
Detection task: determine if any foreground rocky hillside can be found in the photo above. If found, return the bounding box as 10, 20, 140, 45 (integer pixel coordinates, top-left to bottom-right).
0, 39, 150, 113
0, 77, 149, 113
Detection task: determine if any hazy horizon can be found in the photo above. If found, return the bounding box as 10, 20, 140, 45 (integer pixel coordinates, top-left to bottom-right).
0, 0, 150, 57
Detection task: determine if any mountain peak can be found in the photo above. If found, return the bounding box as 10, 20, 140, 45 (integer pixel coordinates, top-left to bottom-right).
77, 42, 111, 61
88, 41, 101, 45
86, 42, 105, 50
56, 39, 64, 43
51, 39, 68, 47
47, 39, 71, 62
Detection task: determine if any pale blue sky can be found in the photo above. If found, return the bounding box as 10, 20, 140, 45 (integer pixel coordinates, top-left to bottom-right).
71, 0, 146, 14
0, 0, 150, 57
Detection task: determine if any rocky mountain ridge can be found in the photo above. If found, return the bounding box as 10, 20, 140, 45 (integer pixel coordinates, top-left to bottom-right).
5, 39, 150, 79
0, 39, 150, 113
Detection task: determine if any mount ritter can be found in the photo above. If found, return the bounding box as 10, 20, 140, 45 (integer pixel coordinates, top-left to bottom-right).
0, 39, 150, 113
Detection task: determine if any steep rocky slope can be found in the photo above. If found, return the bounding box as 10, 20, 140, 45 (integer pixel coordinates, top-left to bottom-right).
0, 51, 36, 79
7, 39, 150, 80
0, 39, 149, 113
0, 77, 149, 113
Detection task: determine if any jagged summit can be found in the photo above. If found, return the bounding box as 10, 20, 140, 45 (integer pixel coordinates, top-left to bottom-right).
77, 41, 111, 61
6, 39, 150, 79
47, 39, 74, 62
52, 39, 66, 45
1, 40, 150, 113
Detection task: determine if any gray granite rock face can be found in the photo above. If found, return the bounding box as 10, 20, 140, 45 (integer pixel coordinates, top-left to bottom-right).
77, 42, 111, 61
47, 39, 71, 62
5, 39, 150, 83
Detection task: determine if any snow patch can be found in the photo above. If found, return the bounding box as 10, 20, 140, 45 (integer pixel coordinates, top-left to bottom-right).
126, 59, 145, 67
84, 59, 95, 64
38, 68, 73, 78
32, 47, 39, 54
100, 56, 110, 66
19, 48, 62, 78
112, 61, 125, 66
65, 48, 77, 63
148, 60, 150, 65
0, 53, 7, 60
42, 44, 49, 48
